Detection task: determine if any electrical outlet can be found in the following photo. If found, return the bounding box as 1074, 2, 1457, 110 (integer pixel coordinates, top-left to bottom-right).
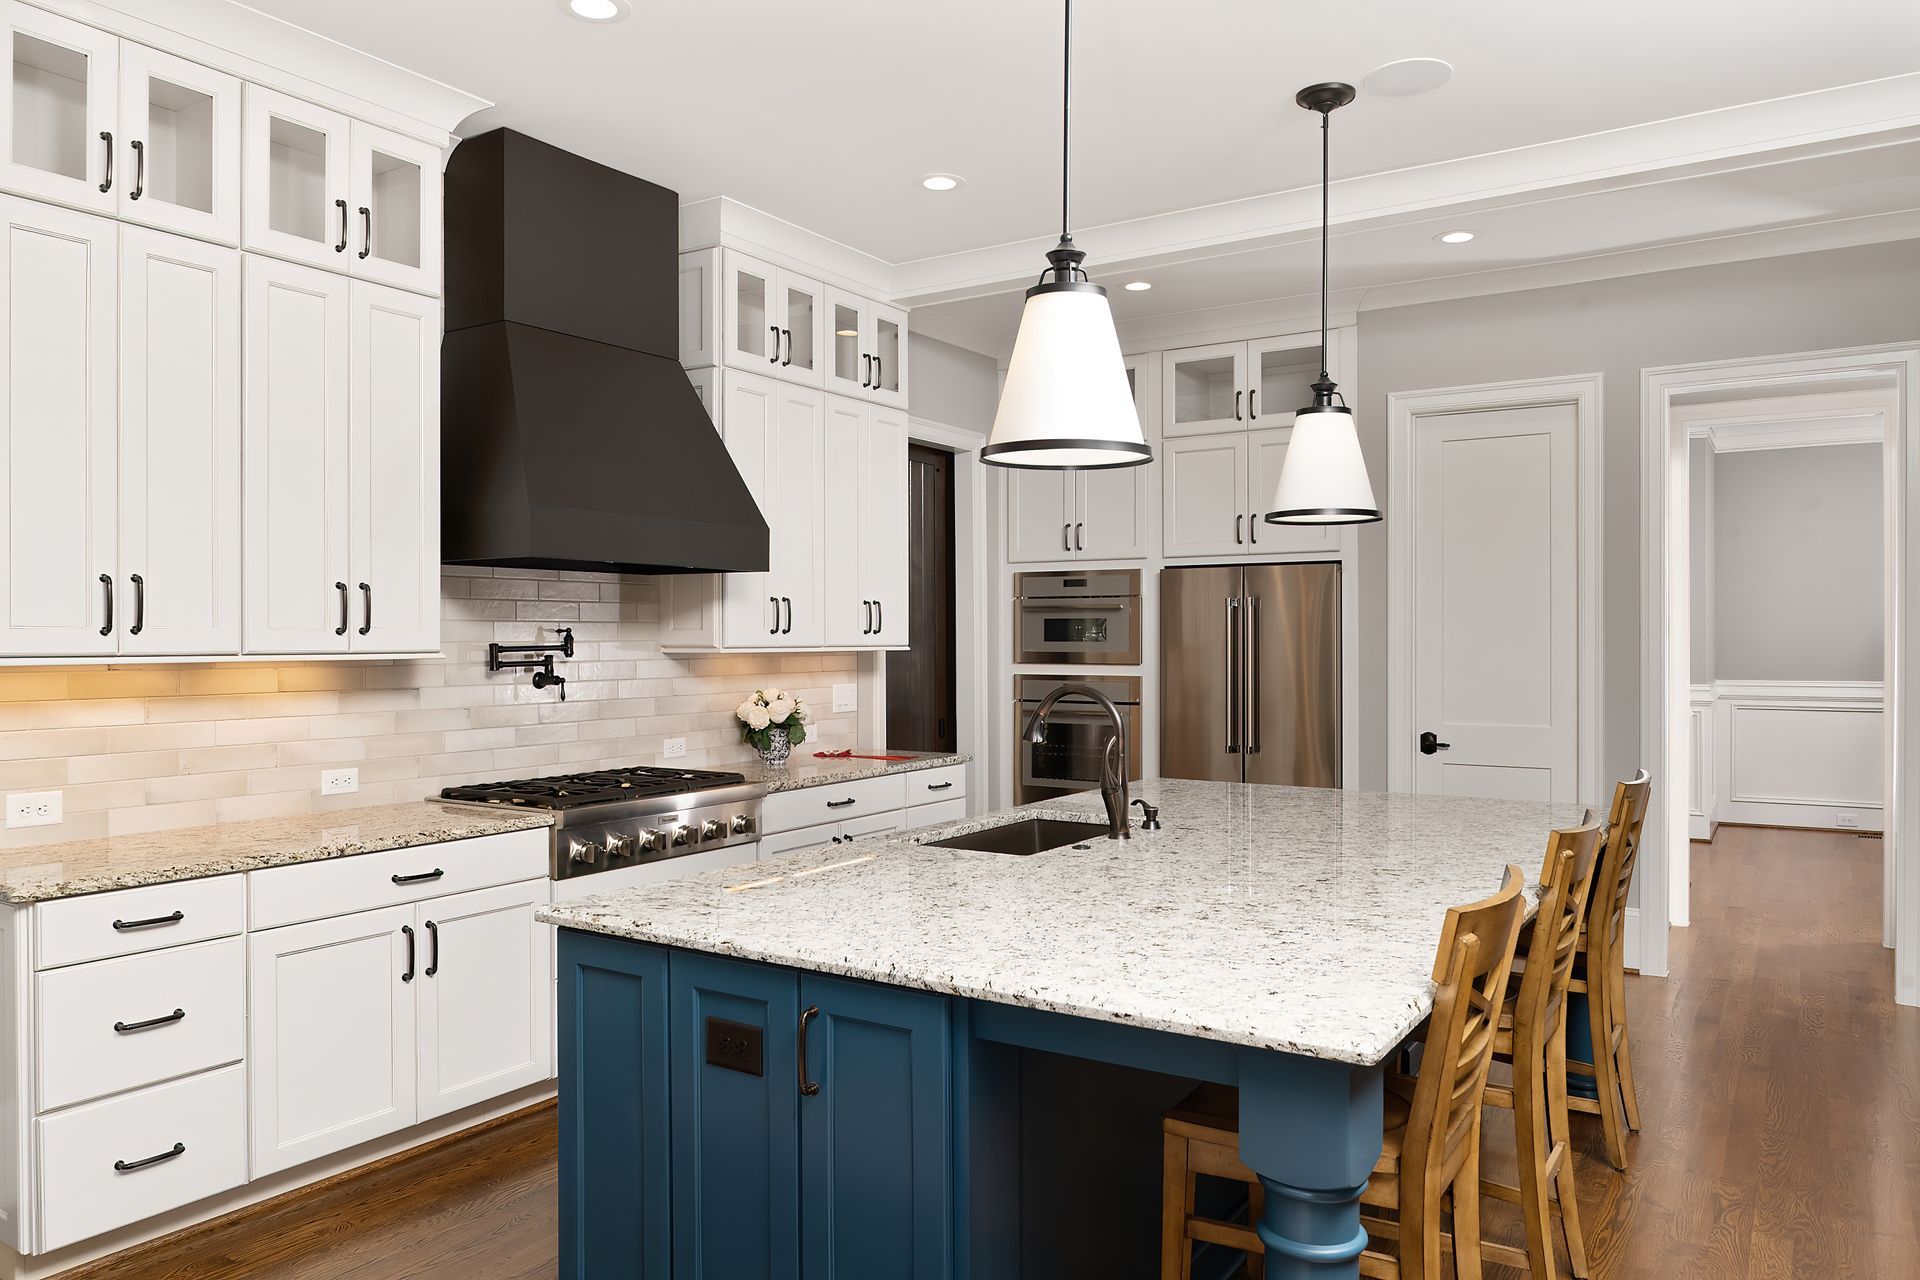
5, 790, 61, 828
320, 768, 359, 796
1836, 812, 1860, 829
832, 683, 857, 713
663, 737, 687, 760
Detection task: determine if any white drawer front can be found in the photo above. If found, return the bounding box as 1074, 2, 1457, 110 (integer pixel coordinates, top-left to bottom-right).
37, 1064, 248, 1252
38, 938, 245, 1112
839, 810, 902, 841
250, 829, 548, 930
758, 822, 838, 859
905, 798, 969, 828
902, 765, 966, 807
761, 774, 908, 834
36, 875, 245, 971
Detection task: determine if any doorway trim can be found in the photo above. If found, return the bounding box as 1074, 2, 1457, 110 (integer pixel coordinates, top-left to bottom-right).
907, 415, 990, 813
1643, 342, 1917, 1002
1386, 373, 1605, 813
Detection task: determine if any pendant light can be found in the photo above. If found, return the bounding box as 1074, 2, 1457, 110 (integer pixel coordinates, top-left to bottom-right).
982, 0, 1150, 471
1266, 83, 1381, 525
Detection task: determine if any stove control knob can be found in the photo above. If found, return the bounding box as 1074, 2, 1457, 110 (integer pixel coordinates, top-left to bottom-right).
636, 829, 663, 854
701, 818, 726, 841
605, 833, 635, 860
672, 825, 695, 847
731, 814, 754, 836
568, 839, 601, 866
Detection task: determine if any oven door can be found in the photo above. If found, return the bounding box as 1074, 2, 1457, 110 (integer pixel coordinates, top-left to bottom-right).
1016, 699, 1144, 803
1015, 596, 1142, 665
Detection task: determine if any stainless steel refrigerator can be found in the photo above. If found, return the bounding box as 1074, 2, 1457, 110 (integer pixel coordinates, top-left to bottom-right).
1160, 563, 1341, 786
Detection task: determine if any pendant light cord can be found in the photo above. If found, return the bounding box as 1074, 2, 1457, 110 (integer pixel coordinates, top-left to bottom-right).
1061, 0, 1072, 244
1318, 105, 1330, 384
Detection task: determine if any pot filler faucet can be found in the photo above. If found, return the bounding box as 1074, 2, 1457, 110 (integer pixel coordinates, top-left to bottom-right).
1022, 682, 1132, 839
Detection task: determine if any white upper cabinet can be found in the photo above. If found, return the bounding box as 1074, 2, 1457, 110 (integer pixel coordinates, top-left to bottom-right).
768, 380, 826, 646
118, 43, 240, 244
346, 120, 440, 295
822, 396, 908, 647
1163, 336, 1322, 437
723, 249, 825, 388
119, 227, 241, 655
1247, 338, 1322, 429
823, 287, 909, 407
1162, 434, 1250, 559
866, 300, 908, 409
0, 4, 118, 215
1247, 427, 1339, 554
1006, 357, 1151, 564
678, 249, 721, 369
719, 368, 781, 647
0, 196, 116, 655
243, 85, 350, 273
1006, 469, 1074, 564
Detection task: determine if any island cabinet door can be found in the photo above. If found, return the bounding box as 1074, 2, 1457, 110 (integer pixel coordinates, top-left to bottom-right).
670, 952, 802, 1280
798, 974, 951, 1280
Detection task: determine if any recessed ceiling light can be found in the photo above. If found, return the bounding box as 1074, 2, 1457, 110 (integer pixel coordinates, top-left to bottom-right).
1123, 281, 1152, 292
1363, 57, 1453, 98
560, 0, 629, 20
919, 174, 964, 192
1436, 230, 1475, 244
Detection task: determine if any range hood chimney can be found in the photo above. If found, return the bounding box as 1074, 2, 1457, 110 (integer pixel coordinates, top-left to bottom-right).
441, 128, 768, 575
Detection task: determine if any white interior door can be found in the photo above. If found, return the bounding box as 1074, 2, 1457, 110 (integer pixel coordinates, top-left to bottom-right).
248, 905, 417, 1177
1411, 402, 1579, 802
243, 254, 351, 653
720, 369, 778, 646
348, 280, 439, 652
347, 120, 440, 295
865, 405, 910, 644
0, 196, 116, 656
1161, 434, 1249, 559
118, 42, 240, 244
242, 85, 349, 271
119, 228, 240, 655
821, 394, 866, 647
415, 881, 551, 1121
0, 4, 118, 214
1247, 428, 1338, 555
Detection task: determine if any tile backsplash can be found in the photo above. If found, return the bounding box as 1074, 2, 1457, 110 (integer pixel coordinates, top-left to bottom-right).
0, 569, 859, 847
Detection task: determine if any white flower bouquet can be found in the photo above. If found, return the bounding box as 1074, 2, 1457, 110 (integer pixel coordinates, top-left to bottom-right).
736, 687, 808, 761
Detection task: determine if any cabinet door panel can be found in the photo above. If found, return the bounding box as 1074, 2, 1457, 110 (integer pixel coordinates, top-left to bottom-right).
248, 904, 416, 1176
1248, 427, 1339, 554
349, 281, 439, 652
1162, 341, 1247, 437
720, 369, 779, 647
119, 228, 240, 655
416, 880, 550, 1120
670, 951, 801, 1280
118, 42, 240, 244
1246, 337, 1318, 429
678, 248, 720, 369
864, 406, 910, 643
0, 4, 117, 214
724, 249, 781, 371
1161, 434, 1248, 559
1075, 464, 1148, 561
244, 255, 350, 652
821, 395, 866, 648
799, 974, 949, 1280
771, 383, 825, 646
775, 268, 825, 387
1006, 469, 1073, 564
866, 301, 907, 408
0, 196, 116, 655
823, 289, 867, 399
242, 85, 349, 271
347, 120, 440, 295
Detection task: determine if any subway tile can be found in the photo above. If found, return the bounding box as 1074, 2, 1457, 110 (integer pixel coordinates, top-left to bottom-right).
0, 757, 69, 788
107, 722, 219, 753
144, 772, 250, 805
0, 728, 113, 761
0, 670, 70, 702
108, 800, 221, 836
180, 744, 278, 774
67, 669, 182, 700
178, 667, 281, 696
275, 738, 369, 767
215, 716, 311, 745
69, 750, 180, 783
27, 698, 147, 728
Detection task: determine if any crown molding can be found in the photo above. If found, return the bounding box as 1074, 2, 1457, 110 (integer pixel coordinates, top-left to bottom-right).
1688, 413, 1885, 452
679, 195, 895, 299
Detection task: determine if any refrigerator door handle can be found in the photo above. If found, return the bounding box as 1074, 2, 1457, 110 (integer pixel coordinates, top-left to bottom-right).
1245, 594, 1260, 754
1224, 597, 1241, 754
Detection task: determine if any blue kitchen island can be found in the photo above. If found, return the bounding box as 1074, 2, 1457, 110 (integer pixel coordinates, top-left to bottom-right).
539, 779, 1584, 1279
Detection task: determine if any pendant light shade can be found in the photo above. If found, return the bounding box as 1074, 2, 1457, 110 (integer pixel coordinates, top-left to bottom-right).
1266, 83, 1380, 526
982, 1, 1151, 472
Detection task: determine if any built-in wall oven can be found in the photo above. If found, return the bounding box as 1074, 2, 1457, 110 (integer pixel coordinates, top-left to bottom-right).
1014, 674, 1144, 805
1014, 570, 1142, 666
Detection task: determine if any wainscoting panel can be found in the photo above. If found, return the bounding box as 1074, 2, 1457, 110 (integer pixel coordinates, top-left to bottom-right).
1694, 681, 1883, 833
1688, 685, 1716, 840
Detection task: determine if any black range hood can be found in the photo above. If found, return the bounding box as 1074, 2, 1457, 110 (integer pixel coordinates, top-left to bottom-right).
441, 128, 768, 576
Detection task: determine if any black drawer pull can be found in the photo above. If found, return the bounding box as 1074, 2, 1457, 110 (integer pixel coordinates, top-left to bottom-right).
401, 924, 415, 982
926, 782, 954, 791
424, 919, 439, 977
825, 798, 856, 809
391, 868, 445, 885
112, 910, 184, 932
115, 1142, 185, 1173
114, 1008, 186, 1034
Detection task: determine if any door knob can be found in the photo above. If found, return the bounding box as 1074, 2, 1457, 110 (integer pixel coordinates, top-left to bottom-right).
1419, 731, 1451, 756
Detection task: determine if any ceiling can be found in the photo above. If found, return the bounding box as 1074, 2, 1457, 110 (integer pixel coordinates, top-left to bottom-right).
241, 0, 1920, 352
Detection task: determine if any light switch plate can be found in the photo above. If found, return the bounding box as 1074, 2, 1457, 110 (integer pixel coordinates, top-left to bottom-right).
6, 790, 61, 828
663, 737, 687, 759
320, 768, 359, 796
832, 683, 857, 713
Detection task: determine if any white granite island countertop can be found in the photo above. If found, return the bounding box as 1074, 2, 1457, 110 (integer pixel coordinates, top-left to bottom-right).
539, 778, 1588, 1066
738, 749, 969, 793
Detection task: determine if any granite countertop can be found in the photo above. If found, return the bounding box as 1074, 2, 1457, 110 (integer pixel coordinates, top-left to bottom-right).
0, 801, 555, 904
539, 778, 1587, 1067
739, 750, 970, 793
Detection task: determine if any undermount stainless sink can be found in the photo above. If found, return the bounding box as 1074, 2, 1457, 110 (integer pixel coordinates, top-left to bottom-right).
924, 818, 1112, 856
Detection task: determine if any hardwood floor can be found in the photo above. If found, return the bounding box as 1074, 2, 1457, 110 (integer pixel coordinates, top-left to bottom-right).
65, 826, 1918, 1279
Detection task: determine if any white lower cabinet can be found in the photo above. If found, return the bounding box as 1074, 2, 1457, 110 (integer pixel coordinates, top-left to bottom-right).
757, 765, 970, 858
415, 880, 551, 1121
759, 808, 903, 859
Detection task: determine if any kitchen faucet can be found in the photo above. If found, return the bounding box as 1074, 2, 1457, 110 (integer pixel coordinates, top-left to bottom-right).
1022, 683, 1131, 838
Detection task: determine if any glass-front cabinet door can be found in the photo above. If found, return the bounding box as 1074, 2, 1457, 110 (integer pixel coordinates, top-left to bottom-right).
825, 289, 868, 398
1161, 341, 1247, 437
1, 5, 118, 214
866, 301, 908, 409
243, 85, 350, 271
1248, 337, 1319, 428
347, 120, 440, 295
118, 43, 241, 243
723, 248, 781, 371
773, 268, 824, 387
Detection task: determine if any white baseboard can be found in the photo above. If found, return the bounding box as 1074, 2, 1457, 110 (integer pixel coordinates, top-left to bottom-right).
1623, 906, 1645, 973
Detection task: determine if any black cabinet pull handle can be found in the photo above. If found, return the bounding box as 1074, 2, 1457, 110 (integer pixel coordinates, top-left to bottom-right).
781, 597, 792, 634
99, 574, 113, 636
862, 353, 872, 388
99, 131, 112, 192
358, 206, 372, 259
781, 327, 793, 367
861, 601, 871, 636
1235, 514, 1244, 545
1249, 388, 1258, 419
926, 781, 954, 792
401, 924, 415, 982
424, 920, 439, 977
358, 582, 372, 635
1075, 522, 1084, 551
798, 1004, 820, 1096
769, 595, 780, 635
768, 323, 780, 363
1235, 389, 1243, 422
335, 581, 349, 635
115, 1142, 184, 1173
1249, 512, 1259, 545
129, 573, 145, 635
1063, 523, 1072, 552
129, 138, 145, 200
825, 797, 856, 809
874, 600, 882, 633
114, 1008, 185, 1034
335, 198, 348, 252
391, 868, 445, 885
113, 910, 183, 932
873, 354, 884, 390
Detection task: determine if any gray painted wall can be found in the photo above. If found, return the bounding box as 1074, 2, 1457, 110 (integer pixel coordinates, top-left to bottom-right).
1713, 443, 1882, 680
1690, 438, 1713, 684
909, 332, 999, 431
1356, 237, 1920, 793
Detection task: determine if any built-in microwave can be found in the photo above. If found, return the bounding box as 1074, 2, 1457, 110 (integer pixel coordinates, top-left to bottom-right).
1013, 570, 1142, 666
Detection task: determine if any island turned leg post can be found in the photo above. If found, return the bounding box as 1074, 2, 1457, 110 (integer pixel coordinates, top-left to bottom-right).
1235, 1050, 1384, 1279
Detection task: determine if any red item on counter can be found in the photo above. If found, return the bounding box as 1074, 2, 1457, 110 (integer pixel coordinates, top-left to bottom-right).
813, 750, 917, 761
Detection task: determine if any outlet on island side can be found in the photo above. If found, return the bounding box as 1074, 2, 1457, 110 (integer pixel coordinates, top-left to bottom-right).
663, 737, 687, 759
320, 768, 359, 796
5, 790, 61, 828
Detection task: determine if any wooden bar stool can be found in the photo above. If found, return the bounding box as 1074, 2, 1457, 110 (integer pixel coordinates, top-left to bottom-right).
1160, 866, 1527, 1280
1476, 816, 1605, 1280
1565, 770, 1651, 1170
